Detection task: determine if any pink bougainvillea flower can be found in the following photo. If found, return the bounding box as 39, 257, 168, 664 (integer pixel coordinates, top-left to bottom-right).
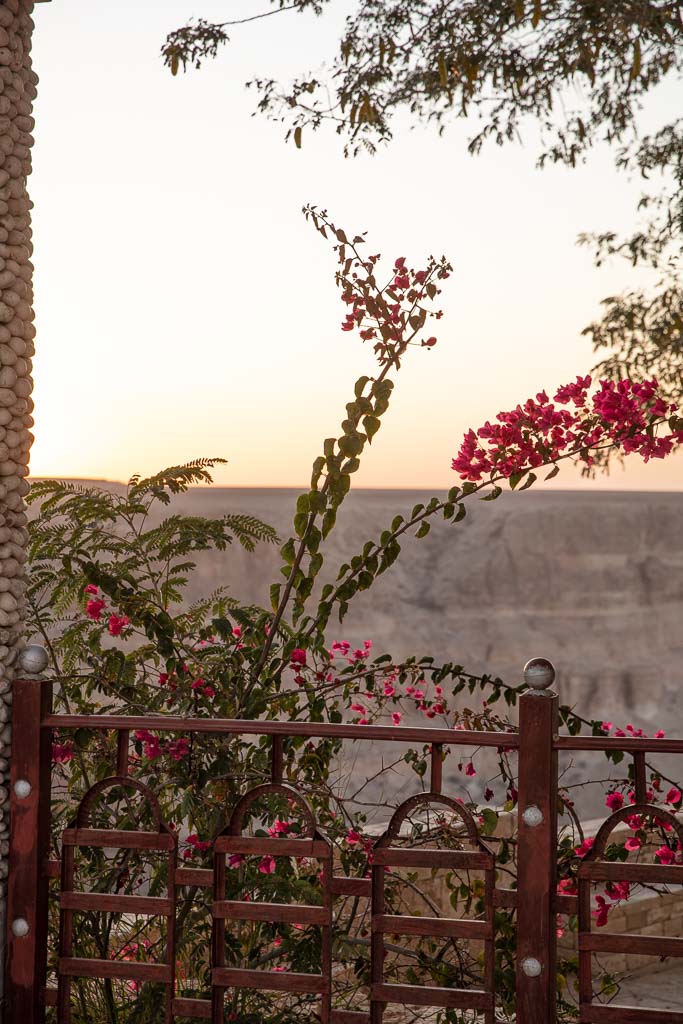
228, 854, 245, 868
52, 742, 74, 764
268, 819, 291, 837
134, 729, 161, 760
600, 721, 613, 734
346, 829, 362, 846
167, 738, 190, 761
465, 762, 477, 777
575, 837, 595, 859
452, 376, 681, 483
86, 598, 106, 621
290, 648, 307, 667
186, 834, 210, 853
666, 787, 682, 806
593, 895, 610, 927
84, 583, 99, 595
654, 729, 666, 738
605, 791, 624, 812
107, 614, 130, 637
624, 836, 642, 852
655, 845, 677, 865
606, 880, 631, 903
258, 856, 276, 875
391, 711, 402, 726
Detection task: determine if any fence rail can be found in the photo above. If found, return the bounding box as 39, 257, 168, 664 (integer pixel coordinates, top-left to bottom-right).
4, 654, 683, 1023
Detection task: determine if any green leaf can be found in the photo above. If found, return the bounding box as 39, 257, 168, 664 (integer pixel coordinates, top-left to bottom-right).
481, 485, 502, 501
280, 538, 296, 565
481, 808, 498, 836
518, 472, 537, 491
545, 465, 560, 481
270, 583, 281, 611
354, 375, 370, 398
415, 521, 431, 539
363, 415, 381, 442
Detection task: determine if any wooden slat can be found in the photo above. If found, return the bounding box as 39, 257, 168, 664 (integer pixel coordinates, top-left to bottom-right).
214, 837, 330, 858
330, 1012, 369, 1023
41, 987, 57, 1006
579, 933, 683, 958
175, 867, 213, 887
557, 736, 683, 754
580, 1004, 683, 1023
213, 900, 327, 925
212, 967, 327, 994
373, 914, 490, 940
171, 997, 212, 1018
62, 828, 174, 851
372, 983, 492, 1010
60, 892, 172, 915
579, 861, 683, 885
372, 849, 490, 870
43, 858, 60, 879
58, 957, 171, 982
331, 876, 371, 898
554, 893, 578, 915
44, 713, 520, 749
493, 887, 517, 908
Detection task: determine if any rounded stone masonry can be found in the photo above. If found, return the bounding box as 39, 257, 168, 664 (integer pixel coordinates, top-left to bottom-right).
17, 641, 47, 675
0, 1, 39, 1009
522, 657, 556, 694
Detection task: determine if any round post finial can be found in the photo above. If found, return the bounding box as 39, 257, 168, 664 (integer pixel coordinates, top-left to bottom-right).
17, 644, 49, 676
523, 657, 556, 694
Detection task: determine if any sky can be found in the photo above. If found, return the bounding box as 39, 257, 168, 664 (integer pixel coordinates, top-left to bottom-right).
28, 0, 683, 490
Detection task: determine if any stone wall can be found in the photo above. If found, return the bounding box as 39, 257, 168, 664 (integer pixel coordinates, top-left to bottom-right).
0, 0, 36, 1009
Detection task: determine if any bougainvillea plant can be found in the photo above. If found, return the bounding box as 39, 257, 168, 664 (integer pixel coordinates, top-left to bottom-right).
30, 208, 683, 1022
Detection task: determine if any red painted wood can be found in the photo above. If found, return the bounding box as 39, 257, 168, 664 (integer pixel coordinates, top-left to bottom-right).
58, 957, 171, 982
61, 827, 175, 850
171, 997, 212, 1018
516, 690, 558, 1024
213, 900, 327, 925
331, 876, 371, 898
59, 892, 172, 915
579, 861, 683, 885
372, 848, 489, 869
43, 712, 520, 747
371, 983, 492, 1010
556, 736, 683, 753
175, 866, 213, 886
372, 914, 490, 940
579, 932, 683, 957
6, 676, 52, 1024
212, 967, 327, 993
214, 836, 330, 857
580, 1005, 683, 1023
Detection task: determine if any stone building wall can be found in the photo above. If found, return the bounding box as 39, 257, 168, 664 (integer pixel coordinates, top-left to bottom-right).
0, 0, 37, 1008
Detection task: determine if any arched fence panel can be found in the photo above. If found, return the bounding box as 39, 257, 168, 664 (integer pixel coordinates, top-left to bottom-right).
6, 666, 683, 1023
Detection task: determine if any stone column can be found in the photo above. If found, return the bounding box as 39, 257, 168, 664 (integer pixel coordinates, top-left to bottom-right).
0, 0, 38, 1009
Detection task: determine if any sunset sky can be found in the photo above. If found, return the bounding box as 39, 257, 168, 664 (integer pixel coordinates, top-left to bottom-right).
29, 0, 683, 490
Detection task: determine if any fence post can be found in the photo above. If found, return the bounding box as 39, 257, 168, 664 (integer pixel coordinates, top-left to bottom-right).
516, 657, 558, 1024
5, 646, 52, 1024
